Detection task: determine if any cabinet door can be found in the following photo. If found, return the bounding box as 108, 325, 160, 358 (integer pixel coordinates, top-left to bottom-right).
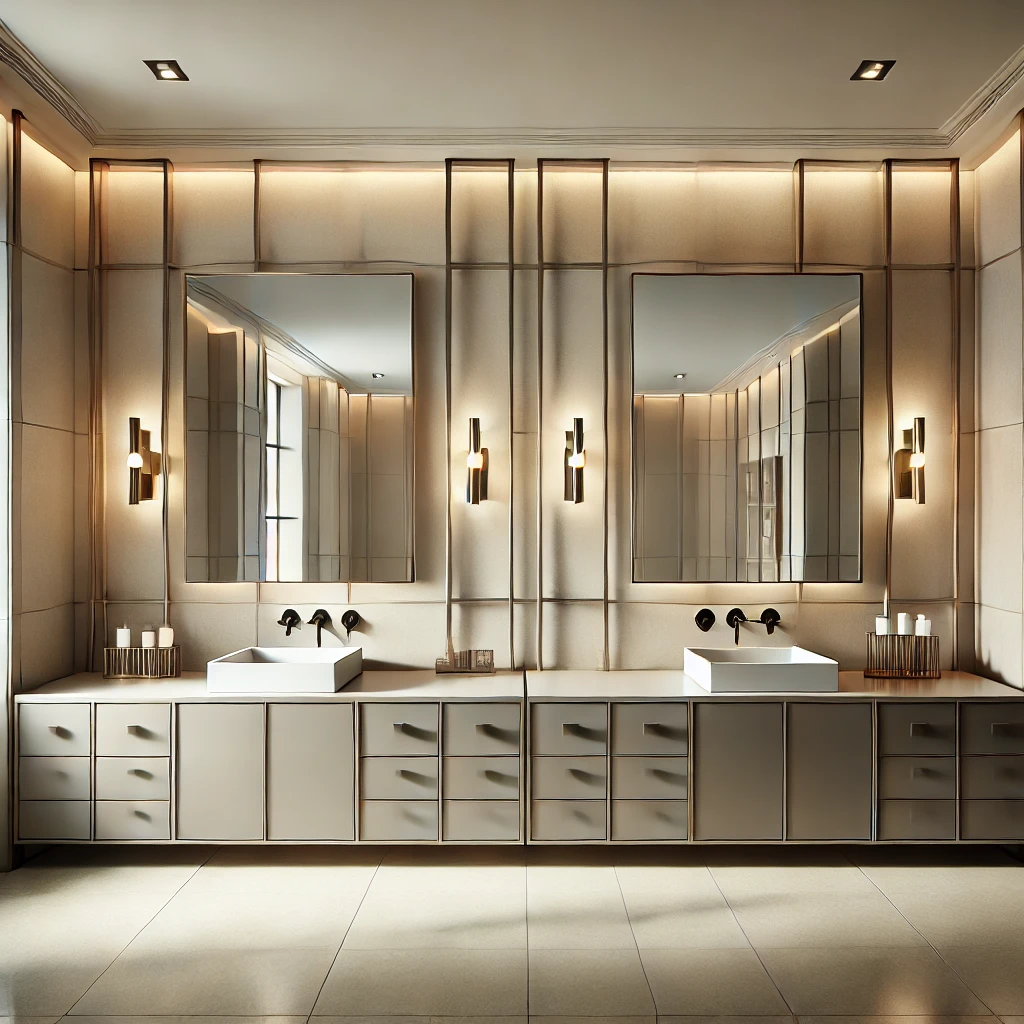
177, 703, 264, 841
268, 703, 354, 840
787, 702, 872, 840
693, 702, 783, 840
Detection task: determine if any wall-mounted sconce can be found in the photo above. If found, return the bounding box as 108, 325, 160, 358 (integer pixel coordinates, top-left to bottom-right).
128, 416, 161, 505
893, 416, 925, 504
564, 417, 585, 503
466, 417, 488, 504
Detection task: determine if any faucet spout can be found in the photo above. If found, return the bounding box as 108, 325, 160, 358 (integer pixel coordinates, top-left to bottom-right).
725, 608, 747, 646
307, 609, 332, 648
277, 608, 301, 637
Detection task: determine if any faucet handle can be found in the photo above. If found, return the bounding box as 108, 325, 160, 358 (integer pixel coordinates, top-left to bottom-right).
307, 609, 331, 626
759, 608, 782, 635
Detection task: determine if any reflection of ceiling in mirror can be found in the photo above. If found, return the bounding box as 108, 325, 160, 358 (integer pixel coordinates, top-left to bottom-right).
190, 274, 413, 395
633, 274, 860, 395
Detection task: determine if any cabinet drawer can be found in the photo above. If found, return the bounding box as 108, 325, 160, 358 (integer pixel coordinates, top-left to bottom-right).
18, 800, 90, 840
877, 799, 955, 840
443, 756, 520, 799
96, 703, 170, 756
360, 800, 438, 841
361, 703, 438, 755
878, 756, 956, 800
19, 756, 90, 800
961, 704, 1024, 754
611, 703, 688, 754
531, 703, 607, 755
960, 799, 1024, 840
961, 756, 1024, 800
612, 756, 688, 799
19, 703, 90, 756
878, 703, 955, 756
443, 800, 520, 841
96, 757, 170, 801
360, 756, 438, 799
94, 800, 170, 841
443, 703, 520, 755
611, 800, 688, 841
532, 755, 607, 799
531, 799, 605, 841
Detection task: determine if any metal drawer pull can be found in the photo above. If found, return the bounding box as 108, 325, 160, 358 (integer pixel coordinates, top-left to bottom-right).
125, 724, 145, 736
482, 769, 515, 784
646, 767, 685, 780
568, 767, 600, 782
991, 722, 1018, 735
132, 809, 151, 820
128, 768, 153, 779
642, 723, 662, 734
47, 725, 68, 737
909, 722, 930, 737
911, 766, 933, 779
393, 722, 407, 730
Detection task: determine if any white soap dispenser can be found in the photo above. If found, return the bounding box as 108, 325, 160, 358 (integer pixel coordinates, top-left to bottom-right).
914, 613, 932, 637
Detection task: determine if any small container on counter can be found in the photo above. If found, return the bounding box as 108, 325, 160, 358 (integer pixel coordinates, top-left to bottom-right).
874, 615, 891, 635
158, 624, 174, 648
115, 625, 131, 648
915, 613, 932, 636
140, 626, 157, 649
897, 612, 913, 635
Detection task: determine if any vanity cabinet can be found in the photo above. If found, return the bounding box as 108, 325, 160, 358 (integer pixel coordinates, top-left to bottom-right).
177, 703, 265, 841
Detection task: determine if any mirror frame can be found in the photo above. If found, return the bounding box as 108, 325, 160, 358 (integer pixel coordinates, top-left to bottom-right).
628, 270, 864, 585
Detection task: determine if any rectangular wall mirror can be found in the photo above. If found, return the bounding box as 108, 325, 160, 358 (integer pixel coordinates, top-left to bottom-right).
185, 273, 414, 583
631, 273, 862, 583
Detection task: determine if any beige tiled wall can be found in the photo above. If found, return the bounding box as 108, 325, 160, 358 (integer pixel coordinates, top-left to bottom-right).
71, 156, 971, 673
974, 128, 1024, 687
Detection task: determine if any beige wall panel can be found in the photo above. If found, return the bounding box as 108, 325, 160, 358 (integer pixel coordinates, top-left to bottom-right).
540, 602, 606, 671
512, 430, 538, 603
74, 432, 89, 605
541, 167, 604, 265
975, 131, 1021, 266
103, 167, 165, 265
20, 424, 74, 613
74, 269, 89, 434
172, 170, 255, 266
802, 166, 883, 267
258, 167, 444, 264
541, 271, 605, 600
450, 167, 511, 265
959, 425, 975, 606
695, 168, 794, 265
20, 254, 74, 432
103, 271, 166, 601
512, 269, 538, 435
171, 601, 257, 671
19, 604, 75, 690
74, 170, 89, 270
977, 253, 1023, 431
959, 169, 976, 269
451, 269, 511, 600
20, 133, 74, 267
960, 268, 976, 442
976, 424, 1022, 614
891, 166, 953, 266
890, 271, 954, 601
608, 168, 696, 264
976, 603, 1023, 688
513, 168, 537, 267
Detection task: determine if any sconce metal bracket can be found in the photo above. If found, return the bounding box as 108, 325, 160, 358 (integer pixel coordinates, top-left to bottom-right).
563, 417, 585, 504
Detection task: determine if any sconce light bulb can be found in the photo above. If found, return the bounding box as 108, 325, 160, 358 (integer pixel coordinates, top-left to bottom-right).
467, 451, 484, 470
568, 452, 586, 469
909, 452, 925, 469
127, 452, 144, 469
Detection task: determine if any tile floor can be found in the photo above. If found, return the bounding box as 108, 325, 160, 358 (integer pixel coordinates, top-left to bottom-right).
0, 843, 1023, 1021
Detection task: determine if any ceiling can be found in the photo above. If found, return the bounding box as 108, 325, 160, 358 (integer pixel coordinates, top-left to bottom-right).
192, 274, 414, 395
633, 274, 861, 395
1, 0, 1024, 163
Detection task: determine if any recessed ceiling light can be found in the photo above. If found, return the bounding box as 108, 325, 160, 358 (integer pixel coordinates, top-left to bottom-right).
371, 372, 386, 379
851, 59, 895, 82
673, 373, 687, 380
144, 59, 189, 82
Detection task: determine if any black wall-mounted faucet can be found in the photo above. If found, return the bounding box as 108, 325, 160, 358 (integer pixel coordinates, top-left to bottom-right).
307, 609, 331, 647
726, 607, 782, 645
758, 607, 782, 635
340, 609, 361, 643
694, 608, 716, 633
277, 608, 301, 637
726, 608, 747, 645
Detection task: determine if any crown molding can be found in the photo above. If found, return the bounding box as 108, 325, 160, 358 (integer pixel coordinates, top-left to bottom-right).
2, 14, 1022, 155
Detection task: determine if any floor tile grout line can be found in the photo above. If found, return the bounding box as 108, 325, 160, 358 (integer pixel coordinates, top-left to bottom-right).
62, 844, 224, 1017
849, 857, 1000, 1016
699, 850, 798, 1021
611, 861, 659, 1016
303, 850, 385, 1023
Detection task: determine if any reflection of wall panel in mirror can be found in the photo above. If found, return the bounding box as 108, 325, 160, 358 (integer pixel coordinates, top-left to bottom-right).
631, 273, 861, 583
184, 273, 414, 583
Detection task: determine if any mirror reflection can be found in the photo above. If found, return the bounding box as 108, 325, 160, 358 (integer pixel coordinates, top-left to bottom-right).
185, 273, 414, 583
632, 274, 861, 583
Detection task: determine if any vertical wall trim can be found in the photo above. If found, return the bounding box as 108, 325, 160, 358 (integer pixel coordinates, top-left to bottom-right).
950, 157, 961, 670
161, 160, 173, 626
883, 159, 894, 619
507, 160, 516, 670
536, 161, 545, 671
1019, 113, 1024, 685
252, 159, 262, 271
601, 158, 609, 671
443, 159, 454, 659
795, 159, 805, 272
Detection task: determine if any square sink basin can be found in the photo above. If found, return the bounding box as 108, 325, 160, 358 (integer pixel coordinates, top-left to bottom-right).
684, 646, 839, 693
207, 647, 362, 693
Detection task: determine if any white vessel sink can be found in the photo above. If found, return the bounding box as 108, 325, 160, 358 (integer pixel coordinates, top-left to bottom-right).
684, 646, 839, 693
207, 647, 363, 693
